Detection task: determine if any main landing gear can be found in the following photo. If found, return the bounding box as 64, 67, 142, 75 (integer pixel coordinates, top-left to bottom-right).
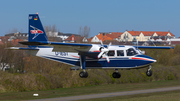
112, 69, 121, 78
146, 65, 152, 77
79, 55, 89, 78
79, 71, 88, 78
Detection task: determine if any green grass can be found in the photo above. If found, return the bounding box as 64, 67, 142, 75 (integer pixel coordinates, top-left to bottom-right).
80, 90, 180, 101
1, 80, 180, 101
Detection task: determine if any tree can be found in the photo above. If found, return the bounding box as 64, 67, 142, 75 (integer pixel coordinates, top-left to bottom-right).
44, 25, 57, 37
0, 44, 14, 71
44, 24, 59, 41
78, 26, 90, 38
10, 28, 19, 33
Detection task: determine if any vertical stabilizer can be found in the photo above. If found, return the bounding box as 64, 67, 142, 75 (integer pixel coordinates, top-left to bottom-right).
28, 14, 48, 42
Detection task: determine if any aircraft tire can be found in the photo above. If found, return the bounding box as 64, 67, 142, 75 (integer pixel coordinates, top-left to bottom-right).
117, 72, 121, 78
79, 71, 88, 78
79, 71, 84, 78
84, 72, 88, 78
146, 70, 152, 77
112, 72, 121, 78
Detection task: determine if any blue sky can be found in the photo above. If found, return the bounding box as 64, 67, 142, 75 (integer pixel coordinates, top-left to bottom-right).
0, 0, 180, 37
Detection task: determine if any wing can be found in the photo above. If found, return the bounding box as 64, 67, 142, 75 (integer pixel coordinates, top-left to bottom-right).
50, 42, 92, 52
19, 41, 93, 52
134, 46, 174, 49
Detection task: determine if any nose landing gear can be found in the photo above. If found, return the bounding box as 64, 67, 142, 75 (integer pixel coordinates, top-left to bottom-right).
146, 65, 152, 77
112, 69, 121, 78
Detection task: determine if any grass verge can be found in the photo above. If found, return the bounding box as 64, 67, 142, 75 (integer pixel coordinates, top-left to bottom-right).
80, 90, 180, 101
0, 80, 180, 100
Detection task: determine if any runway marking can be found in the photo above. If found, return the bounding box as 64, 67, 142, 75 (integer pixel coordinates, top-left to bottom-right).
28, 86, 180, 101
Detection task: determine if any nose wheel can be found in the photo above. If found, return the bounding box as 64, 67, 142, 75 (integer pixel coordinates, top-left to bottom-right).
112, 69, 121, 78
146, 65, 152, 77
112, 72, 121, 78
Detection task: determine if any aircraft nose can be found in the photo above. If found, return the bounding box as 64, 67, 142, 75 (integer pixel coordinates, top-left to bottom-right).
146, 55, 156, 62
133, 55, 157, 62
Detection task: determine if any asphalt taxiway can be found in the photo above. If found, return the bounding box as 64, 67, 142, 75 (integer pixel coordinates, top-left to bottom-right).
29, 86, 180, 101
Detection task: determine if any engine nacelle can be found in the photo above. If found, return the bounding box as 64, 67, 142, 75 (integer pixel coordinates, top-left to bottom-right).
78, 52, 100, 59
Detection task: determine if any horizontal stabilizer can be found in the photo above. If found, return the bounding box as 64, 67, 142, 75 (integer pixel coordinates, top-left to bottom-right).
19, 41, 48, 45
7, 47, 39, 50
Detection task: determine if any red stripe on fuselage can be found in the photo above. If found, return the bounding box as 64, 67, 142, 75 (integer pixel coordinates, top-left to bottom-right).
131, 57, 154, 61
71, 55, 79, 58
93, 50, 101, 52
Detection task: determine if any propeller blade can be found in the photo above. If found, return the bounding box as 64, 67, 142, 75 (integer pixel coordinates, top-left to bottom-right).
97, 51, 104, 59
98, 48, 109, 59
98, 41, 110, 63
100, 40, 103, 46
105, 54, 110, 63
107, 42, 111, 48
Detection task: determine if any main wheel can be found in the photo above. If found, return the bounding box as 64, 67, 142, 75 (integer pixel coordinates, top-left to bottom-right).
112, 72, 121, 78
79, 71, 84, 78
146, 70, 152, 77
84, 72, 88, 78
79, 71, 88, 78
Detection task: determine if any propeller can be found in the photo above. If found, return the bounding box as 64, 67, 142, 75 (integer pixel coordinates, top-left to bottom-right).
97, 40, 111, 63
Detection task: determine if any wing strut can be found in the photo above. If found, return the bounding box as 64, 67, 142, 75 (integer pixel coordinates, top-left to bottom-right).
80, 55, 86, 70
79, 55, 88, 78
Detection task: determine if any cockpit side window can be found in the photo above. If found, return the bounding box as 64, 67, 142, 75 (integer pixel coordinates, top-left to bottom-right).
126, 48, 138, 56
117, 50, 124, 56
107, 50, 115, 56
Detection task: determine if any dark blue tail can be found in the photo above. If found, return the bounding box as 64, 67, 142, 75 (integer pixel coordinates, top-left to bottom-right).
28, 14, 48, 42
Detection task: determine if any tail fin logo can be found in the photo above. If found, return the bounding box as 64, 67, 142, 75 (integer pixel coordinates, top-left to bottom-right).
30, 25, 44, 39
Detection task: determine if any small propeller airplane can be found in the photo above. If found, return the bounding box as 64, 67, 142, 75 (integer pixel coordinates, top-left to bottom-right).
8, 14, 174, 78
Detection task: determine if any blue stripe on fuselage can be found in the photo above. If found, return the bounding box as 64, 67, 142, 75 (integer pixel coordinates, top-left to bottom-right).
41, 55, 154, 69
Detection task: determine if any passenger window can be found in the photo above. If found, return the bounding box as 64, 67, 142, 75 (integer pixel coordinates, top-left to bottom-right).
117, 50, 124, 56
108, 50, 115, 56
126, 48, 138, 56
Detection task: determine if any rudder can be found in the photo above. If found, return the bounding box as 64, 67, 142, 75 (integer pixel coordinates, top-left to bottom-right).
28, 14, 48, 42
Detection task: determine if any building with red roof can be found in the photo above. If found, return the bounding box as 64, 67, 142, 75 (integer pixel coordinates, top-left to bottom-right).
64, 34, 88, 43
120, 30, 175, 42
90, 32, 123, 42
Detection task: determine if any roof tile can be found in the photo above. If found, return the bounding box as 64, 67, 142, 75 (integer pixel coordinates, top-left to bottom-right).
128, 31, 174, 36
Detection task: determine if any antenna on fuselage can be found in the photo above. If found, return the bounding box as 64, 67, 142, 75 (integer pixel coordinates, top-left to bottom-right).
136, 37, 139, 49
137, 39, 138, 49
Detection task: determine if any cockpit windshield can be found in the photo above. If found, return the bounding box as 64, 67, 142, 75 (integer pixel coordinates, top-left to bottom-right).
126, 48, 138, 56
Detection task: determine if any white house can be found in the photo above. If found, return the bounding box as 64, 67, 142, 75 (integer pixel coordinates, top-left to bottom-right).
120, 31, 175, 42
90, 36, 101, 42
